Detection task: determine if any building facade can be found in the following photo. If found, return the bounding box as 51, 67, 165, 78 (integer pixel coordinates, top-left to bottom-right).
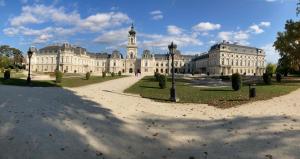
26, 25, 265, 76
193, 41, 265, 76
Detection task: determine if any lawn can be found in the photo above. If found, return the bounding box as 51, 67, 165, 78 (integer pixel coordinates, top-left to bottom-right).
57, 75, 126, 87
124, 76, 300, 108
0, 71, 127, 87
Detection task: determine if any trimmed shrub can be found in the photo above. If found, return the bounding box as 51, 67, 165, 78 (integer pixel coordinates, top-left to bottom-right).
102, 72, 106, 78
263, 73, 272, 85
276, 73, 282, 83
4, 69, 11, 80
154, 72, 160, 81
118, 71, 122, 76
207, 72, 210, 76
158, 74, 167, 89
86, 72, 91, 80
231, 73, 242, 91
111, 72, 115, 77
55, 70, 63, 83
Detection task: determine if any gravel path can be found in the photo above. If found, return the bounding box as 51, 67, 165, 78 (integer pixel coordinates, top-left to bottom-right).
0, 76, 300, 159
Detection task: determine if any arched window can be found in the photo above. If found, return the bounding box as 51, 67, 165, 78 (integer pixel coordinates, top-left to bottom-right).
130, 53, 133, 59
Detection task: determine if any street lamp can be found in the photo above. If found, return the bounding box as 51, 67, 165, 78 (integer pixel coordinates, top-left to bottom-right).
27, 47, 34, 84
168, 42, 177, 102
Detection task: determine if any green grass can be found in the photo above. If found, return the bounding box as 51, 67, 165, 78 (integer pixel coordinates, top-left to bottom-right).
0, 72, 127, 87
0, 70, 26, 79
0, 78, 56, 87
57, 75, 126, 87
124, 76, 300, 108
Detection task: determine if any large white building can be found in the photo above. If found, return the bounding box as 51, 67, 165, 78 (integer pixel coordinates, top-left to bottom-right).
26, 24, 265, 76
193, 41, 266, 76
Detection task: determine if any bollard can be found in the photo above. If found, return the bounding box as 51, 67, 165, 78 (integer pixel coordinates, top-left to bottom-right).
249, 84, 256, 98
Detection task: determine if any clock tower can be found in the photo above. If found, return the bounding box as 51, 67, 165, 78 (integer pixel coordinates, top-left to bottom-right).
127, 23, 137, 59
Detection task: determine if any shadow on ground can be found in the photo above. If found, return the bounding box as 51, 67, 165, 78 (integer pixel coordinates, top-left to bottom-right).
0, 85, 299, 159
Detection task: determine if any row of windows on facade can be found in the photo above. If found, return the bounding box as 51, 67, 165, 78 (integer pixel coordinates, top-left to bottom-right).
35, 57, 125, 67
221, 59, 264, 67
153, 62, 188, 67
36, 65, 106, 72
36, 56, 191, 68
221, 53, 263, 59
220, 46, 262, 54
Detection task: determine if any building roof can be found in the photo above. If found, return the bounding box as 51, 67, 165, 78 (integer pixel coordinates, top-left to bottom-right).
192, 53, 209, 61
209, 41, 264, 55
39, 45, 61, 51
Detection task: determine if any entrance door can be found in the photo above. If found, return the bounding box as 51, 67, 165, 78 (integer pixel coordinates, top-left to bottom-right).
129, 68, 133, 73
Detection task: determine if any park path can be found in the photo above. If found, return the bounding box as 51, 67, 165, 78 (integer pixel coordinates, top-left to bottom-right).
0, 76, 300, 159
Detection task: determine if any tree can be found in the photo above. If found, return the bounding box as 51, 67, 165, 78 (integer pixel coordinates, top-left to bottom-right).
276, 55, 291, 76
273, 20, 300, 72
297, 0, 300, 16
0, 45, 24, 69
231, 73, 242, 91
266, 63, 277, 75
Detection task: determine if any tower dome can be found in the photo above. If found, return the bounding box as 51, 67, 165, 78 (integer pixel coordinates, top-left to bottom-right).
129, 23, 136, 35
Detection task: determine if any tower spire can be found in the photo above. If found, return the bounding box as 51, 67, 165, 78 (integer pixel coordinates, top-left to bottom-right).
131, 23, 134, 29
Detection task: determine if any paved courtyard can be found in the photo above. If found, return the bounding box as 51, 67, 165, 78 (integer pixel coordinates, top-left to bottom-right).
0, 76, 300, 159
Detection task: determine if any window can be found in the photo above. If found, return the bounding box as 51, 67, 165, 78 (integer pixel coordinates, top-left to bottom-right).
156, 63, 159, 66
145, 61, 148, 67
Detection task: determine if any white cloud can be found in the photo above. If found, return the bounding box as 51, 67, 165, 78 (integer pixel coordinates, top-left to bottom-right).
150, 10, 163, 20
93, 28, 128, 44
139, 33, 163, 39
150, 10, 162, 15
208, 40, 217, 45
79, 12, 130, 32
218, 31, 250, 45
259, 21, 271, 27
152, 14, 163, 20
167, 25, 183, 35
8, 4, 129, 31
261, 43, 280, 64
33, 34, 53, 44
249, 24, 264, 34
4, 4, 131, 44
0, 0, 5, 6
141, 30, 202, 50
3, 27, 20, 36
192, 22, 221, 32
10, 5, 81, 26
234, 31, 249, 40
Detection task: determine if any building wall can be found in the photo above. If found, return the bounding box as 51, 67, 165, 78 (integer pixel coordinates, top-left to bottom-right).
193, 43, 266, 76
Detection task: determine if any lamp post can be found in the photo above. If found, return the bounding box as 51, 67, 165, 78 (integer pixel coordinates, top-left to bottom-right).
27, 47, 33, 84
168, 42, 177, 102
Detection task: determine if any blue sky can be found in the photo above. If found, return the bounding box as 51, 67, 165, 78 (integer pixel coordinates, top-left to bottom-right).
0, 0, 298, 63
